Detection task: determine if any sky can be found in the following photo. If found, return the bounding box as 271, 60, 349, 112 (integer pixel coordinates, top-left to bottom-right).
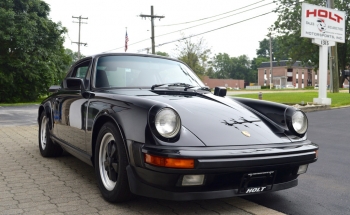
44, 0, 278, 60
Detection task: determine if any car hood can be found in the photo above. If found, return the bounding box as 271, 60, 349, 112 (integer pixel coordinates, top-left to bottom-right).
141, 92, 291, 146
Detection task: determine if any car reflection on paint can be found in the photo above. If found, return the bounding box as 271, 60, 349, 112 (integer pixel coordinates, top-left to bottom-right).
38, 53, 318, 202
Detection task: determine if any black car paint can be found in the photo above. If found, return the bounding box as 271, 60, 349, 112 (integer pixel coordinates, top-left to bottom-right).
38, 53, 318, 201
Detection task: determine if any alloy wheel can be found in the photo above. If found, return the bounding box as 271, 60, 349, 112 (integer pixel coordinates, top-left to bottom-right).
99, 132, 118, 191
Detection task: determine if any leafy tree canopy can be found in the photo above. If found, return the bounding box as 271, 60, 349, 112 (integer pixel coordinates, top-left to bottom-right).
273, 0, 350, 86
155, 51, 169, 57
209, 53, 257, 83
0, 0, 71, 102
256, 37, 288, 61
175, 37, 211, 79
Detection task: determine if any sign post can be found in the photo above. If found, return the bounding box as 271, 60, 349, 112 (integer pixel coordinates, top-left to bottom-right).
312, 39, 335, 105
301, 3, 345, 105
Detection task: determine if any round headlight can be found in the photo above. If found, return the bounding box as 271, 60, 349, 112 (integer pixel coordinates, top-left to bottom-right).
155, 108, 181, 138
292, 111, 308, 134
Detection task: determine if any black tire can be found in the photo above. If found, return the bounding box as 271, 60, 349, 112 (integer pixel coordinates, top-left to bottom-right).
94, 122, 132, 202
38, 111, 63, 157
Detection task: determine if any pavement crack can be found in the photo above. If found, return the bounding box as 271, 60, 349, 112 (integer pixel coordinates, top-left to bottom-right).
193, 201, 220, 214
155, 200, 179, 215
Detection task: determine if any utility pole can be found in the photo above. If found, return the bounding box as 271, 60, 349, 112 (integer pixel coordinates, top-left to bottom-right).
269, 32, 273, 89
72, 16, 88, 59
139, 6, 164, 54
327, 0, 339, 93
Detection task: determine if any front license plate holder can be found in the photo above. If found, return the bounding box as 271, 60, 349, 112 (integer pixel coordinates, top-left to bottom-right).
238, 171, 276, 194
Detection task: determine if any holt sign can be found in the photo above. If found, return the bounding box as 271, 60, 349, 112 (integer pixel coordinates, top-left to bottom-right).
301, 3, 345, 43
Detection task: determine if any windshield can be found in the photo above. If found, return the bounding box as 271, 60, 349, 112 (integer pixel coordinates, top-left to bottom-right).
94, 56, 204, 88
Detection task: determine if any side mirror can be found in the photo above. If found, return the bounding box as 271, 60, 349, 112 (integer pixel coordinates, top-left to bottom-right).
64, 77, 85, 90
48, 85, 61, 93
214, 86, 227, 97
63, 78, 94, 99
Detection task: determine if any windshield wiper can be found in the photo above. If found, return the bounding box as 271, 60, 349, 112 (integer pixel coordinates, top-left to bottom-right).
151, 83, 195, 90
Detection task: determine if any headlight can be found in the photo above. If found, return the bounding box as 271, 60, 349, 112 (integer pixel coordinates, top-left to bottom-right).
155, 108, 181, 138
292, 111, 308, 134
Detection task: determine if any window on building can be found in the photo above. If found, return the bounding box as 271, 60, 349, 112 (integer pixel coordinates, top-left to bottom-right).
264, 69, 266, 74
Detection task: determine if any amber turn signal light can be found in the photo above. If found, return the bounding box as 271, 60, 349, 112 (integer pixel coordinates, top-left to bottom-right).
144, 154, 194, 169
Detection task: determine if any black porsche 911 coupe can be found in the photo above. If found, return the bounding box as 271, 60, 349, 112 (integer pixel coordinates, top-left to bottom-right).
38, 53, 318, 202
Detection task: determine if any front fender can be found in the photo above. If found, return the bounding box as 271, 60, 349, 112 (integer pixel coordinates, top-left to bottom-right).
232, 97, 307, 141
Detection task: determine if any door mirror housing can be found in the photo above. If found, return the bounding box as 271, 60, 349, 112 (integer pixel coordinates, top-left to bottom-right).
64, 77, 85, 90
63, 77, 93, 99
214, 86, 227, 97
48, 85, 61, 93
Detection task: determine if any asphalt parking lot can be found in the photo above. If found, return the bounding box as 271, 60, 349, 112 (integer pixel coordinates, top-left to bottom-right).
0, 106, 283, 215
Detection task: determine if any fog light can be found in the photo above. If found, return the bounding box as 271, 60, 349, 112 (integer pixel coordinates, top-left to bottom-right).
182, 175, 204, 186
297, 164, 308, 174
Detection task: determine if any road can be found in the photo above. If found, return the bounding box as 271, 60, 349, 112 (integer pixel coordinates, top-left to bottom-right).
244, 107, 350, 215
0, 105, 38, 126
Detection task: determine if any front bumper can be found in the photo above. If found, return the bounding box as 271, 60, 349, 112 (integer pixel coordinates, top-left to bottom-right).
127, 140, 318, 201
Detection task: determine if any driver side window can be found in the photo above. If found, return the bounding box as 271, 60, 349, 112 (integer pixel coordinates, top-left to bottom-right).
73, 61, 91, 78
70, 60, 91, 89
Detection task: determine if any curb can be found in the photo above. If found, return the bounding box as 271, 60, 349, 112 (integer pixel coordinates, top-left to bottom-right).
295, 105, 331, 112
295, 104, 350, 112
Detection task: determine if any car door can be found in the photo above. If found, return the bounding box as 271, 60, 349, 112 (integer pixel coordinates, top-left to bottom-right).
55, 59, 92, 152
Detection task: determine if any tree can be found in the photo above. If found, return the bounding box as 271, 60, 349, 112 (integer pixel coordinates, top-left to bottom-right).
174, 37, 211, 78
0, 0, 70, 102
209, 53, 257, 83
210, 53, 232, 79
273, 0, 350, 90
256, 37, 288, 60
155, 51, 169, 57
251, 56, 270, 71
64, 48, 85, 72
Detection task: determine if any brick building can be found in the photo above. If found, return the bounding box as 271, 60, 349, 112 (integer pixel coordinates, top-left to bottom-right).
202, 76, 245, 89
258, 60, 330, 88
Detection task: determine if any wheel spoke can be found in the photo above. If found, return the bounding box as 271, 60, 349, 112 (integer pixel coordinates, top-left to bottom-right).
107, 141, 112, 157
110, 143, 117, 157
108, 166, 117, 181
112, 162, 118, 173
104, 161, 109, 170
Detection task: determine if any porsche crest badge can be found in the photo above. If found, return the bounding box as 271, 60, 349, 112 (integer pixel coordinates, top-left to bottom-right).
242, 131, 251, 137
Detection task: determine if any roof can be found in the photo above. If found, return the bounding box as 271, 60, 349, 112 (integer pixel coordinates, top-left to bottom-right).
85, 52, 173, 60
75, 52, 183, 66
258, 60, 313, 68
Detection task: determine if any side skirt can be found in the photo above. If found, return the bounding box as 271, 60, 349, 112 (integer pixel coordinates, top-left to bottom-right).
51, 135, 93, 166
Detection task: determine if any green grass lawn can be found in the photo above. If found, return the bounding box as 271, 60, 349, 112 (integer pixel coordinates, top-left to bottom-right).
233, 92, 350, 107
0, 98, 44, 107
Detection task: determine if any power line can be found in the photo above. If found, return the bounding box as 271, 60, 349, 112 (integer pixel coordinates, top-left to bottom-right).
155, 1, 274, 39
102, 4, 274, 53
65, 32, 73, 43
138, 11, 274, 52
155, 0, 267, 27
102, 38, 150, 53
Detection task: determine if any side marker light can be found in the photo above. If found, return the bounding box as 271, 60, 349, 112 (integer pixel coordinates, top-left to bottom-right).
145, 154, 194, 169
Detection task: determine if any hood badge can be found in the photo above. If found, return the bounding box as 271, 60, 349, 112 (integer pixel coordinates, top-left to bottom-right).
242, 131, 251, 137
